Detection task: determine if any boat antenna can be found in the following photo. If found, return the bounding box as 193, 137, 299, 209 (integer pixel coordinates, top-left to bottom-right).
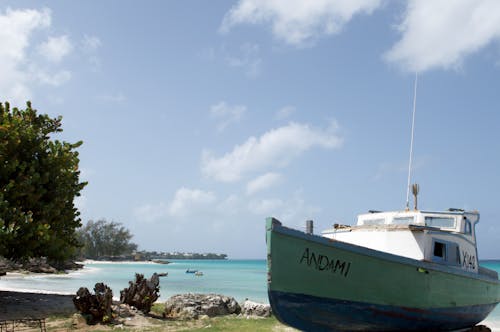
405, 72, 418, 211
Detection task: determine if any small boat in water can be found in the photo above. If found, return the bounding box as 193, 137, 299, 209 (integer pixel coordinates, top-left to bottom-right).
266, 208, 500, 331
186, 269, 198, 274
195, 271, 204, 276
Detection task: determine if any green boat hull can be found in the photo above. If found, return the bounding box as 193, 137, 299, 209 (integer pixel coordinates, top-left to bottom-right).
266, 218, 500, 331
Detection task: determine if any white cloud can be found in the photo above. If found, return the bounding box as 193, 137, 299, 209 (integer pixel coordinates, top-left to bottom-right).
221, 0, 382, 46
246, 172, 283, 195
81, 35, 102, 71
248, 191, 320, 228
133, 188, 217, 222
168, 187, 216, 217
81, 35, 101, 52
38, 35, 72, 62
385, 0, 500, 72
202, 121, 342, 182
34, 69, 71, 86
0, 7, 51, 104
134, 202, 169, 223
248, 198, 284, 215
210, 101, 246, 131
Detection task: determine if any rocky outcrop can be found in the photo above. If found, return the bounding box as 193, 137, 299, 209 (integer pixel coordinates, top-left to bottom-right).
240, 299, 271, 317
21, 257, 58, 273
164, 293, 241, 320
0, 256, 82, 274
120, 273, 160, 313
73, 283, 114, 324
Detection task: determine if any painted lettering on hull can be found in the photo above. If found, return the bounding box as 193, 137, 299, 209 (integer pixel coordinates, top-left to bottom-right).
299, 247, 351, 277
461, 250, 476, 271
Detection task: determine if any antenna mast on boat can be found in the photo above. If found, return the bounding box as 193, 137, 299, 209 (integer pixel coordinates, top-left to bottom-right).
405, 72, 418, 211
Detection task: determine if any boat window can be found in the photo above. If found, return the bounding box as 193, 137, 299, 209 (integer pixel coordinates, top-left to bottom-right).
392, 217, 414, 225
464, 220, 472, 234
425, 216, 455, 228
433, 241, 446, 259
362, 218, 385, 225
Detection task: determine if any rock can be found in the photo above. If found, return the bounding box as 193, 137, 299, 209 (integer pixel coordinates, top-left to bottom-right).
240, 299, 272, 317
23, 257, 58, 273
72, 283, 114, 324
120, 273, 160, 314
0, 256, 82, 274
71, 313, 88, 329
164, 293, 241, 320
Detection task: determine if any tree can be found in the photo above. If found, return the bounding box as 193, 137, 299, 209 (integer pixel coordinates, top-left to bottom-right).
0, 101, 87, 262
77, 219, 138, 259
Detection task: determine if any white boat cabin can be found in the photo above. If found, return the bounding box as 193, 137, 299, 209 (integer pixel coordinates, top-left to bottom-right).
321, 209, 480, 273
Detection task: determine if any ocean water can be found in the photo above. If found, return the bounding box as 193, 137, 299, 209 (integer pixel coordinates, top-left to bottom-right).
0, 259, 268, 303
1, 259, 500, 330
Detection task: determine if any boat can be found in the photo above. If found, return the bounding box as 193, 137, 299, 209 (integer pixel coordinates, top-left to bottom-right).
186, 269, 198, 273
266, 207, 500, 331
195, 271, 204, 276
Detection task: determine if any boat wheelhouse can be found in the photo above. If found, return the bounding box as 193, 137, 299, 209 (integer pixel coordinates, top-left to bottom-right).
321, 209, 483, 275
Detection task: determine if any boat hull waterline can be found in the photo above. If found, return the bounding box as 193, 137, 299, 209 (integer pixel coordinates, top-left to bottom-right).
266, 218, 500, 331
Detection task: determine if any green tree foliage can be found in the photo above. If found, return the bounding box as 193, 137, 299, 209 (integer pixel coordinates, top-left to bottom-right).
0, 101, 87, 262
77, 219, 138, 259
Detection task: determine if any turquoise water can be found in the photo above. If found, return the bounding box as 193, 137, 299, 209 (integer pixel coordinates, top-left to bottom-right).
0, 259, 268, 303
1, 259, 500, 330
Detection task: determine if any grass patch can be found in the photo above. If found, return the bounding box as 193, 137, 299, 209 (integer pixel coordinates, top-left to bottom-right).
181, 316, 295, 332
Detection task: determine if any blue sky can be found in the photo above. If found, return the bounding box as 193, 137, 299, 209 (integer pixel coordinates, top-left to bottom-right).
2, 0, 500, 259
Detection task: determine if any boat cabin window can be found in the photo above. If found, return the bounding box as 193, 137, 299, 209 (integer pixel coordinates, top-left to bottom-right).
433, 241, 446, 260
464, 219, 472, 234
425, 216, 455, 228
362, 218, 385, 226
432, 240, 461, 265
392, 216, 414, 225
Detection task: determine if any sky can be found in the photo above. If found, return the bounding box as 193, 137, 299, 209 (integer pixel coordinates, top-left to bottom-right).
1, 0, 500, 259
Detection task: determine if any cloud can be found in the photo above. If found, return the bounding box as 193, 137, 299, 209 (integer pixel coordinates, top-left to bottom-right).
385, 0, 500, 72
81, 35, 101, 52
225, 42, 262, 77
0, 8, 80, 105
202, 121, 342, 182
134, 188, 217, 222
38, 35, 72, 62
210, 101, 246, 131
81, 35, 102, 71
248, 191, 320, 227
134, 202, 169, 223
246, 172, 283, 195
0, 8, 51, 104
33, 68, 71, 86
168, 187, 217, 218
220, 0, 382, 46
